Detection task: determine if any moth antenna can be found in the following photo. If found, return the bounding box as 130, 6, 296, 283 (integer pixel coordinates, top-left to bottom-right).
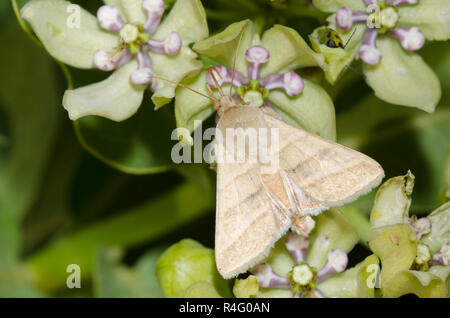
152, 76, 217, 103
343, 27, 358, 49
230, 31, 245, 96
208, 66, 225, 97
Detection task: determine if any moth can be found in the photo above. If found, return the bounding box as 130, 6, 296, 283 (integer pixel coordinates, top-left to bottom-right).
160, 43, 384, 280
209, 82, 384, 279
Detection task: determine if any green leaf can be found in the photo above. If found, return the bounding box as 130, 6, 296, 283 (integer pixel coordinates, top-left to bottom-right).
442, 148, 450, 203
93, 247, 165, 298
370, 171, 414, 229
28, 182, 213, 292
260, 24, 324, 77
337, 98, 450, 213
134, 248, 167, 297
0, 13, 62, 220
174, 71, 214, 134
0, 211, 19, 270
307, 208, 359, 269
73, 100, 175, 175
155, 239, 231, 298
363, 37, 441, 112
0, 1, 9, 19
268, 78, 336, 141
0, 265, 45, 297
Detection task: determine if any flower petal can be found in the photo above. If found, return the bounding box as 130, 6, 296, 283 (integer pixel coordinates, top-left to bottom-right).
363, 36, 441, 112
63, 62, 145, 121
421, 201, 450, 254
265, 237, 295, 278
318, 254, 379, 298
399, 0, 450, 41
369, 224, 417, 290
383, 270, 448, 298
174, 71, 215, 134
104, 0, 147, 25
267, 79, 336, 141
150, 47, 203, 108
21, 0, 118, 69
193, 20, 256, 76
307, 209, 359, 270
369, 171, 414, 229
154, 0, 208, 44
428, 265, 450, 283
261, 25, 324, 77
312, 0, 366, 12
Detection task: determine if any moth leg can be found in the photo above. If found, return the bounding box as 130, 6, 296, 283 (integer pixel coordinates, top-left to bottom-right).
206, 83, 220, 110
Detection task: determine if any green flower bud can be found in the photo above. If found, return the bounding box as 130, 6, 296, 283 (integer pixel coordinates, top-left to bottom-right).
155, 239, 231, 297
233, 275, 259, 298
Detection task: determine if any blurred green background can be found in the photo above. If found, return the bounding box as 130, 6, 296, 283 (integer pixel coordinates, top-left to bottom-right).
0, 0, 449, 297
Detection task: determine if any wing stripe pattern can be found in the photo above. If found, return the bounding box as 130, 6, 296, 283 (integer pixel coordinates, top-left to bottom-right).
215, 106, 384, 278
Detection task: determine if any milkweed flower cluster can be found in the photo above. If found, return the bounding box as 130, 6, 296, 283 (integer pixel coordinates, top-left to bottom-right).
94, 0, 182, 85
175, 19, 337, 142
249, 233, 349, 298
369, 171, 450, 297
206, 45, 304, 110
311, 0, 449, 111
21, 0, 208, 121
336, 0, 426, 65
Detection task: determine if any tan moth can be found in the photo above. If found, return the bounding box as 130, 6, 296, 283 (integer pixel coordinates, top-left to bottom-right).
159, 36, 384, 279
210, 79, 383, 278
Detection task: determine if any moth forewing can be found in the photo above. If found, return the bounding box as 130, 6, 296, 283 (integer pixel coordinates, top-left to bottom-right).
215, 104, 384, 278
215, 105, 291, 279
262, 112, 384, 208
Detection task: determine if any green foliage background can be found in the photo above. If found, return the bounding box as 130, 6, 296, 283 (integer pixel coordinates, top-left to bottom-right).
0, 0, 449, 297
